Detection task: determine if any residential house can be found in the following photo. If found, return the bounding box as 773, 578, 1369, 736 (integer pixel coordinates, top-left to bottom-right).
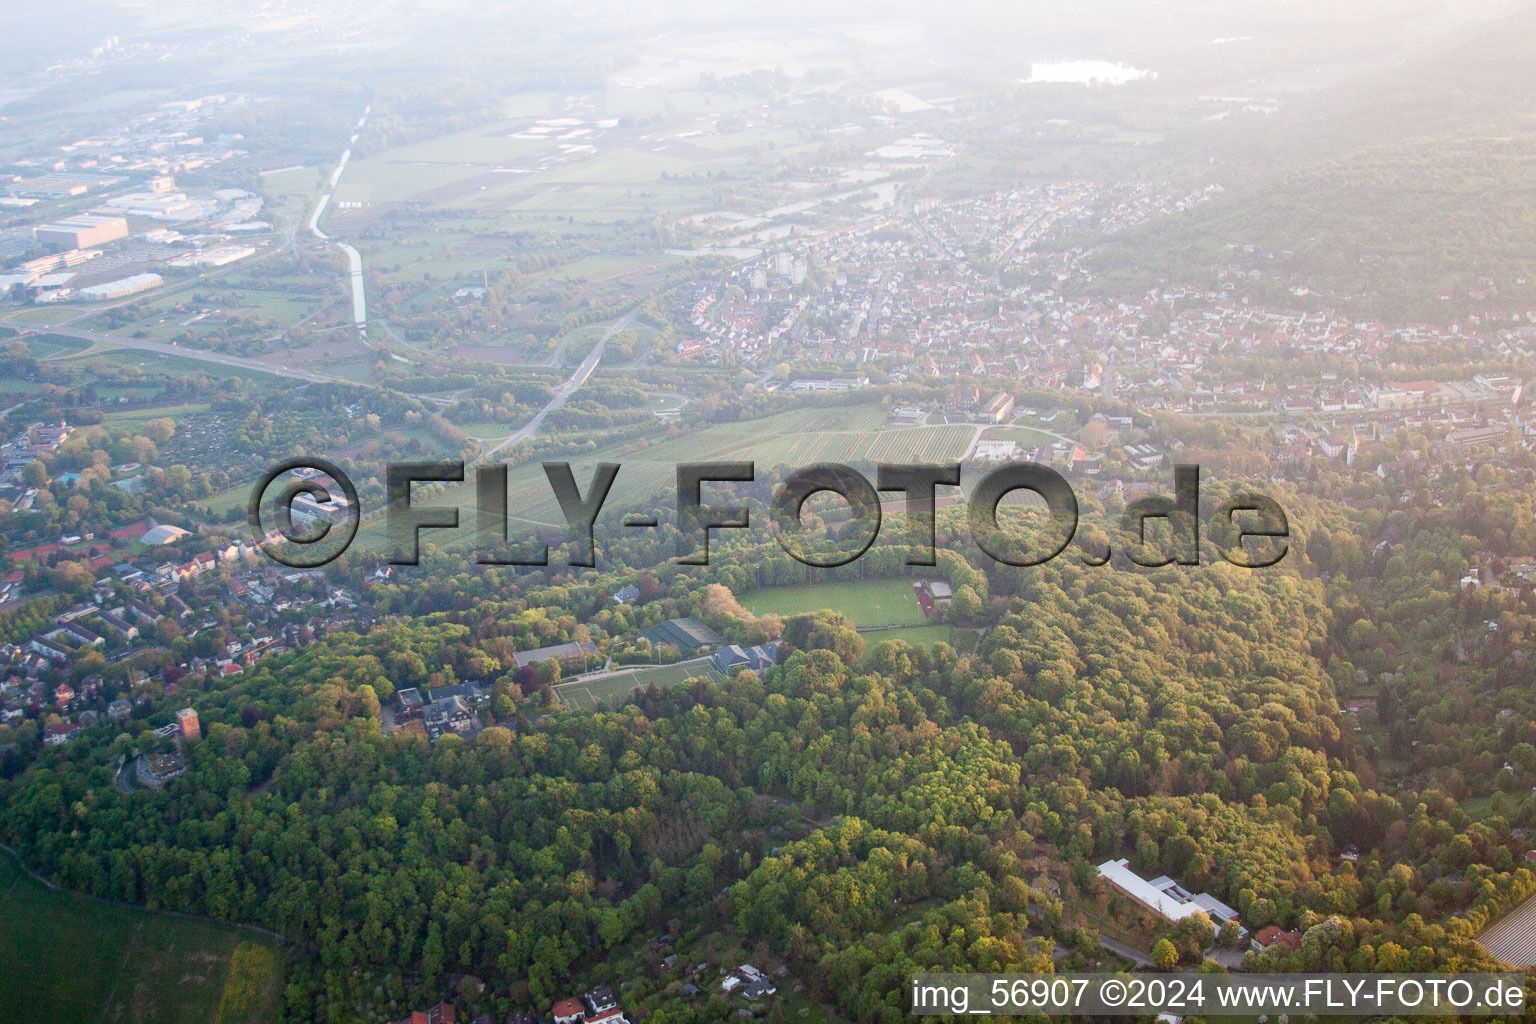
741, 979, 777, 1001
1251, 926, 1302, 953
26, 637, 69, 663
43, 721, 81, 746
711, 642, 780, 678
422, 696, 478, 743
390, 1003, 456, 1024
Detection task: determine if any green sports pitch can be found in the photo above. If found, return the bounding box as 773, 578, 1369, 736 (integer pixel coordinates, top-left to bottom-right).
555, 658, 723, 709
741, 579, 928, 628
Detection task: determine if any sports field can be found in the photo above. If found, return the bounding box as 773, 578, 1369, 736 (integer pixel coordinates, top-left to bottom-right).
980, 425, 1062, 447
742, 579, 927, 628
0, 851, 283, 1024
555, 658, 722, 709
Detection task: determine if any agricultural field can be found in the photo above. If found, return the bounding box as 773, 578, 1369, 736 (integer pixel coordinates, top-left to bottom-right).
257, 165, 323, 199
347, 402, 974, 553
310, 100, 797, 330
555, 658, 721, 709
76, 288, 332, 347
53, 346, 290, 388
0, 852, 283, 1024
741, 579, 927, 628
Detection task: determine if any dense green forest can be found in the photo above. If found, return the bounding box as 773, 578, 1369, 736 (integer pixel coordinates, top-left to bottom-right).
5, 496, 1536, 1021
10, 2, 1536, 1021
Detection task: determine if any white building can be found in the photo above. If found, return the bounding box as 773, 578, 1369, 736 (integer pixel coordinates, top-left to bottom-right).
78, 273, 163, 301
1096, 859, 1240, 925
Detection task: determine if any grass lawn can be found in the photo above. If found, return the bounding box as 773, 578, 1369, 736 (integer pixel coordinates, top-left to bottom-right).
1460, 795, 1496, 820
5, 307, 79, 326
556, 658, 720, 709
12, 333, 90, 359
863, 624, 955, 650
0, 851, 283, 1024
984, 425, 1060, 447
102, 403, 212, 431
742, 579, 927, 628
196, 483, 257, 519
453, 421, 517, 440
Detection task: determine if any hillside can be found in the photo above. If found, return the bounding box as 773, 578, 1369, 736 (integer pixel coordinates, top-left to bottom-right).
1077, 5, 1536, 317
1, 528, 1525, 1021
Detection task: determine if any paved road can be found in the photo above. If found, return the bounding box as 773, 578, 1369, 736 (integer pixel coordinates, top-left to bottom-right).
114, 757, 136, 794
10, 324, 337, 383
1098, 936, 1153, 968
309, 106, 372, 341
485, 308, 638, 457
3, 109, 379, 385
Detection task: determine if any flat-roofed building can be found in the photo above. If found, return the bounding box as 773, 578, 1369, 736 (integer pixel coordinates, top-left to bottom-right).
35, 214, 128, 249
78, 272, 163, 301
513, 640, 598, 670
1097, 859, 1239, 926
639, 617, 725, 653
982, 391, 1015, 423
1446, 425, 1507, 453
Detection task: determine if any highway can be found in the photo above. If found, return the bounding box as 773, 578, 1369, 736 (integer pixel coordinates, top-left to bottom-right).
485, 309, 637, 458
12, 324, 337, 383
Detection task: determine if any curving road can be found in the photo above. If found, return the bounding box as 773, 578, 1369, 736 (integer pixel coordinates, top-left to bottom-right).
309, 106, 371, 340
11, 324, 337, 383
484, 309, 637, 458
